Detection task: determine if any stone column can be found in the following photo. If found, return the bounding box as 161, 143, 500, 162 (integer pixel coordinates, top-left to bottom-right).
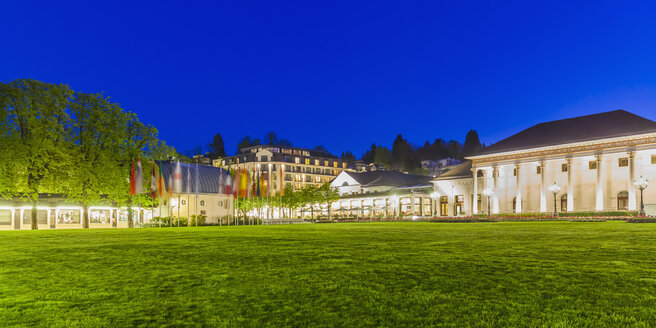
539, 161, 546, 212
472, 168, 478, 215
492, 167, 499, 214
17, 209, 23, 230
515, 164, 522, 213
595, 154, 604, 211
50, 209, 56, 229
567, 158, 574, 212
419, 197, 424, 216
628, 151, 637, 211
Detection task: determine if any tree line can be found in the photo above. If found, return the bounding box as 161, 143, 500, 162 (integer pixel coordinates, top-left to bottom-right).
0, 79, 178, 229
234, 183, 340, 221
195, 129, 482, 176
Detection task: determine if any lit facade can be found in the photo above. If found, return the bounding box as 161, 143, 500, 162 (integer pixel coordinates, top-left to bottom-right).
214, 145, 354, 191
434, 110, 656, 216
329, 171, 436, 218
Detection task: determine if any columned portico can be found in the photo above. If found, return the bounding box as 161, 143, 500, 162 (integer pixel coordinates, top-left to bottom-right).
472, 168, 478, 215
628, 151, 637, 210
539, 161, 546, 212
515, 164, 522, 213
492, 167, 499, 214
566, 158, 574, 212
595, 154, 604, 211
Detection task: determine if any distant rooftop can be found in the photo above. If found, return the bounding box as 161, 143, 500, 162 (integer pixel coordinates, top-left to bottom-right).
473, 110, 656, 156
344, 171, 432, 188
236, 145, 337, 158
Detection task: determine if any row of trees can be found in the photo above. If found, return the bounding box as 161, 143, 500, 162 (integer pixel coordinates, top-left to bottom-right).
0, 79, 177, 229
234, 183, 340, 220
353, 130, 483, 173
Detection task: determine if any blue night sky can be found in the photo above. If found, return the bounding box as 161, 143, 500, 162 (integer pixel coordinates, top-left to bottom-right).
3, 1, 656, 157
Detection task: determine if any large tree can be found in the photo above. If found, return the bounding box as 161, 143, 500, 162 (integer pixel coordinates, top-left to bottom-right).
208, 132, 226, 158
0, 79, 73, 229
66, 92, 158, 228
461, 129, 483, 157
237, 136, 261, 152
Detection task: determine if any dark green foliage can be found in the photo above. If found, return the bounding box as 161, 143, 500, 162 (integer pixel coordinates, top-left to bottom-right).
237, 136, 261, 151
208, 133, 226, 158
461, 129, 483, 157
340, 151, 356, 167
1, 222, 656, 326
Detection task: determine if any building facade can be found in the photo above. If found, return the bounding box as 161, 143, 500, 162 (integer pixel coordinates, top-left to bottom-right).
214, 145, 354, 192
156, 162, 233, 224
433, 110, 656, 216
330, 170, 436, 218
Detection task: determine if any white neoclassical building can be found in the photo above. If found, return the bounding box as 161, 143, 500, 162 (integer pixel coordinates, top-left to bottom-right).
457, 110, 656, 215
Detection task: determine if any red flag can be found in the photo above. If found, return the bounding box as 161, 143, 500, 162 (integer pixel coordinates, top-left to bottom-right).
233, 167, 240, 198
130, 159, 136, 195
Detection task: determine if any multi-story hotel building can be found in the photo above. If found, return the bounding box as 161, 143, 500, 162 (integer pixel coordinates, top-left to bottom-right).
433, 110, 656, 216
214, 145, 354, 191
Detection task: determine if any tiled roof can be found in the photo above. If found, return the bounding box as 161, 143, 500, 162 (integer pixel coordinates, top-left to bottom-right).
475, 110, 656, 156
344, 171, 432, 187
160, 162, 228, 194
433, 161, 472, 180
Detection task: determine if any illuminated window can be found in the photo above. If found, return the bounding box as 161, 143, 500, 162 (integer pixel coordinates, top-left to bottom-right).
562, 164, 568, 172
305, 158, 310, 165
589, 161, 597, 170
333, 162, 338, 168
618, 158, 628, 167
295, 157, 300, 164
342, 163, 346, 168
314, 159, 319, 166
324, 160, 329, 166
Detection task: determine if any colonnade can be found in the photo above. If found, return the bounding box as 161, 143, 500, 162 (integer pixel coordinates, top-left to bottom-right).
473, 151, 640, 214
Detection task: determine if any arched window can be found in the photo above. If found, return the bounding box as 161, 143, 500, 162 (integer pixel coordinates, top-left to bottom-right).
561, 194, 567, 212
617, 191, 629, 211
342, 181, 349, 187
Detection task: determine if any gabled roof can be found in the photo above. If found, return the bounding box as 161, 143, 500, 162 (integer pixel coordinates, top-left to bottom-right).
160, 162, 228, 194
475, 110, 656, 156
433, 161, 472, 181
343, 171, 432, 188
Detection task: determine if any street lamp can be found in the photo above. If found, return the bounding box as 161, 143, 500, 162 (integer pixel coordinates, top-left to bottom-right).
430, 192, 439, 217
482, 188, 494, 217
547, 182, 561, 217
634, 176, 649, 217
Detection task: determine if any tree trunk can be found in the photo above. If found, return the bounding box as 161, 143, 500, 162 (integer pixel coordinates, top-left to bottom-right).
127, 207, 134, 228
31, 203, 38, 230
82, 204, 90, 229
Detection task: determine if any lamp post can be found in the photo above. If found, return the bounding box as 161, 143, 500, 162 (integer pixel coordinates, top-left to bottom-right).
430, 192, 439, 217
482, 188, 494, 218
547, 182, 561, 217
634, 176, 649, 217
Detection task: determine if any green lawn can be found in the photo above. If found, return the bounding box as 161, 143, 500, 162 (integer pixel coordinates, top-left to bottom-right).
1, 222, 656, 327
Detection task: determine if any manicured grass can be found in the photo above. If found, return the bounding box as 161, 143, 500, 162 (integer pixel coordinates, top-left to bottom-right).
2, 222, 656, 327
